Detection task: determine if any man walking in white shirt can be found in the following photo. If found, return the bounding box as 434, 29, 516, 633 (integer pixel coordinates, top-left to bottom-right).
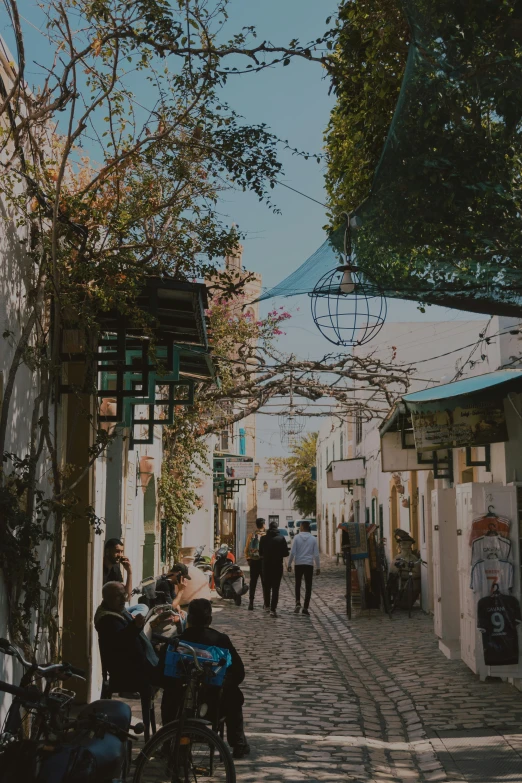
287, 521, 320, 615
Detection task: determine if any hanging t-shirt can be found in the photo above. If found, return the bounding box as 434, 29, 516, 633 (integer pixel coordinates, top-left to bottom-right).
477, 592, 522, 666
470, 558, 514, 596
469, 513, 510, 545
471, 535, 511, 565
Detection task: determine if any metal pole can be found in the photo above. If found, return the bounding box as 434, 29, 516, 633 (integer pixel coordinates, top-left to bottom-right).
344, 545, 352, 620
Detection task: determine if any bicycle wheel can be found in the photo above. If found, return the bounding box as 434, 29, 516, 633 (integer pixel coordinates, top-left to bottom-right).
405, 577, 415, 618
133, 719, 236, 783
386, 572, 399, 613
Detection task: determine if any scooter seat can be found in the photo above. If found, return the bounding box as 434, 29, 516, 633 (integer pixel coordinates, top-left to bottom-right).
36, 701, 130, 782
78, 698, 132, 731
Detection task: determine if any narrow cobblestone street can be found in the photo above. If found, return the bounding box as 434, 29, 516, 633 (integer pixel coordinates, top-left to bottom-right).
207, 559, 522, 783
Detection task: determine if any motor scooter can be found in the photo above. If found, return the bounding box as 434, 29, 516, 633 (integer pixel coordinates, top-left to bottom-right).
212, 544, 249, 606
130, 578, 183, 638
0, 638, 144, 783
193, 545, 213, 578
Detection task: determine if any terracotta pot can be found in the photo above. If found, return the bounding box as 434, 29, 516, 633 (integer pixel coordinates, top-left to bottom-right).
401, 497, 410, 508
139, 455, 155, 494
99, 398, 117, 433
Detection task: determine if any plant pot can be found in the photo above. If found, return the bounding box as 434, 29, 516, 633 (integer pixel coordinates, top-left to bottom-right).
99, 398, 117, 433
139, 455, 155, 494
401, 498, 410, 508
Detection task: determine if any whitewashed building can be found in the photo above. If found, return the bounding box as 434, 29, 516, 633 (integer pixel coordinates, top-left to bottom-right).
256, 457, 300, 530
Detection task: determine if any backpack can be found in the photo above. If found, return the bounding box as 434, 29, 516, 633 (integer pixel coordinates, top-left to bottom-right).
247, 532, 261, 560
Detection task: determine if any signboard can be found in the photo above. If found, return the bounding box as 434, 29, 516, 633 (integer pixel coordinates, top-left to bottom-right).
224, 456, 254, 479
408, 396, 508, 453
326, 459, 366, 489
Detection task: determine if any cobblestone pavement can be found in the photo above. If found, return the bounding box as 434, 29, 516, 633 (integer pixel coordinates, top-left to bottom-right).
208, 558, 522, 783
126, 559, 522, 782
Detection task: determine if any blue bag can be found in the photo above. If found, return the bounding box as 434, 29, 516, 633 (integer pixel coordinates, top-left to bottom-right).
164, 642, 232, 686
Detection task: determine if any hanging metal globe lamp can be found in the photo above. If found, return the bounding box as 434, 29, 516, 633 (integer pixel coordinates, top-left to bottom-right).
310, 215, 387, 347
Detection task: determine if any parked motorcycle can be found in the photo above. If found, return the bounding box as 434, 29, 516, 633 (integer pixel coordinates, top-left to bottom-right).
0, 638, 143, 783
130, 578, 182, 639
212, 544, 249, 606
193, 545, 213, 574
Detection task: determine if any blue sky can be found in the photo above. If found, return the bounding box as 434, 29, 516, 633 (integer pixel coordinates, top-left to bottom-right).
5, 3, 483, 455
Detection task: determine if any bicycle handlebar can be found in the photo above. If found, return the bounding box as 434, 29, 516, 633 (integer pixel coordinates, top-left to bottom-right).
0, 640, 86, 680
0, 680, 41, 703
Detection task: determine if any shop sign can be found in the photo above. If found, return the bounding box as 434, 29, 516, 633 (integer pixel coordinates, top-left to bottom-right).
224, 456, 255, 479
408, 395, 508, 452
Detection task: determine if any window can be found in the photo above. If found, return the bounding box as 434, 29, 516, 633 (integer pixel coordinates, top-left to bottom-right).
379, 504, 384, 541
354, 500, 360, 524
332, 443, 335, 462
268, 514, 279, 525
365, 507, 370, 525
270, 487, 282, 501
371, 497, 376, 526
340, 431, 344, 461
220, 429, 229, 451
421, 494, 426, 545
239, 428, 246, 456
355, 408, 363, 445
326, 447, 329, 466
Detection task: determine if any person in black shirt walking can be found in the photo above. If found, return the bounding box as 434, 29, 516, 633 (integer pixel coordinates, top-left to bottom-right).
259, 520, 289, 617
244, 518, 266, 611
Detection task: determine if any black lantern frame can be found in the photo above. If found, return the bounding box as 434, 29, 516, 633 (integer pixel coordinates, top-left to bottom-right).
310, 218, 387, 348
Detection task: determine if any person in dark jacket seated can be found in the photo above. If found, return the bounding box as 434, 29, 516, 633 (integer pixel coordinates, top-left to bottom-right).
161, 598, 250, 759
95, 581, 161, 694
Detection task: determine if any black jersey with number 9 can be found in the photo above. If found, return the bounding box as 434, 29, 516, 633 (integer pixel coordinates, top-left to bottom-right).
477, 592, 522, 666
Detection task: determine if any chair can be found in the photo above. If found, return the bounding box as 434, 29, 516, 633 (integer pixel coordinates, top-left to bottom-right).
99, 651, 157, 741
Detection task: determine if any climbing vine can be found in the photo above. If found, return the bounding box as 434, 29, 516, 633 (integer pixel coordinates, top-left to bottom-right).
0, 0, 333, 648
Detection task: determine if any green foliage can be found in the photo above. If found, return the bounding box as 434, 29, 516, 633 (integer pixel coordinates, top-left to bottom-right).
326, 0, 522, 315
325, 0, 409, 213
0, 0, 329, 644
158, 410, 210, 563
276, 432, 318, 518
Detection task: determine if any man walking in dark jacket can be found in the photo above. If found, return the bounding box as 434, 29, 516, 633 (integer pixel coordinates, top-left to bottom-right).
259, 520, 289, 617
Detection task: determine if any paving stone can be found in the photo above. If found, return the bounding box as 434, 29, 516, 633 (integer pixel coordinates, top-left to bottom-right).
123, 558, 522, 783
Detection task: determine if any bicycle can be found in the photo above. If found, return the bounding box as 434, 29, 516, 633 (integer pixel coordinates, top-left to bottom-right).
133, 638, 236, 783
0, 638, 143, 783
388, 556, 420, 618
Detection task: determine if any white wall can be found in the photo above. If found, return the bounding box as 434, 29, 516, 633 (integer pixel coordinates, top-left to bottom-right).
256, 458, 299, 528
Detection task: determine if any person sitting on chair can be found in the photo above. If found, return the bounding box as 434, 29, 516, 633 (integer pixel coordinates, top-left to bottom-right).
95, 581, 160, 695
161, 598, 250, 759
155, 563, 190, 629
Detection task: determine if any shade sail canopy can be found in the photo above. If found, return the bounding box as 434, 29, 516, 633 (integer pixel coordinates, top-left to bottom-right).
403, 369, 522, 404
257, 228, 344, 302
259, 1, 522, 320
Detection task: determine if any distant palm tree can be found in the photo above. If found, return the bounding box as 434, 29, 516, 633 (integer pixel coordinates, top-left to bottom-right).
283, 432, 318, 518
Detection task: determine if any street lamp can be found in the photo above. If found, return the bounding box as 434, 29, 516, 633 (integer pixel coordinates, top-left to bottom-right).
263, 481, 268, 493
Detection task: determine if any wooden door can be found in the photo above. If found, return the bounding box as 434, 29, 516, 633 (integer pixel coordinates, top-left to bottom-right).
220, 509, 237, 557
431, 492, 442, 638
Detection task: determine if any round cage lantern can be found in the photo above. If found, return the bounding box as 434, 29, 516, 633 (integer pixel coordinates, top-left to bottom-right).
278, 410, 305, 446
310, 216, 387, 348
310, 264, 387, 347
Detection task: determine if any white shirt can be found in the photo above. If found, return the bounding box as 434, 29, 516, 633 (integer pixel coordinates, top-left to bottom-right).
288, 532, 320, 568
471, 535, 511, 566
470, 558, 513, 596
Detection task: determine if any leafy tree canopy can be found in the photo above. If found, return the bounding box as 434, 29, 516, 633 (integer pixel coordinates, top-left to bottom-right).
326, 0, 522, 317
269, 432, 318, 519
